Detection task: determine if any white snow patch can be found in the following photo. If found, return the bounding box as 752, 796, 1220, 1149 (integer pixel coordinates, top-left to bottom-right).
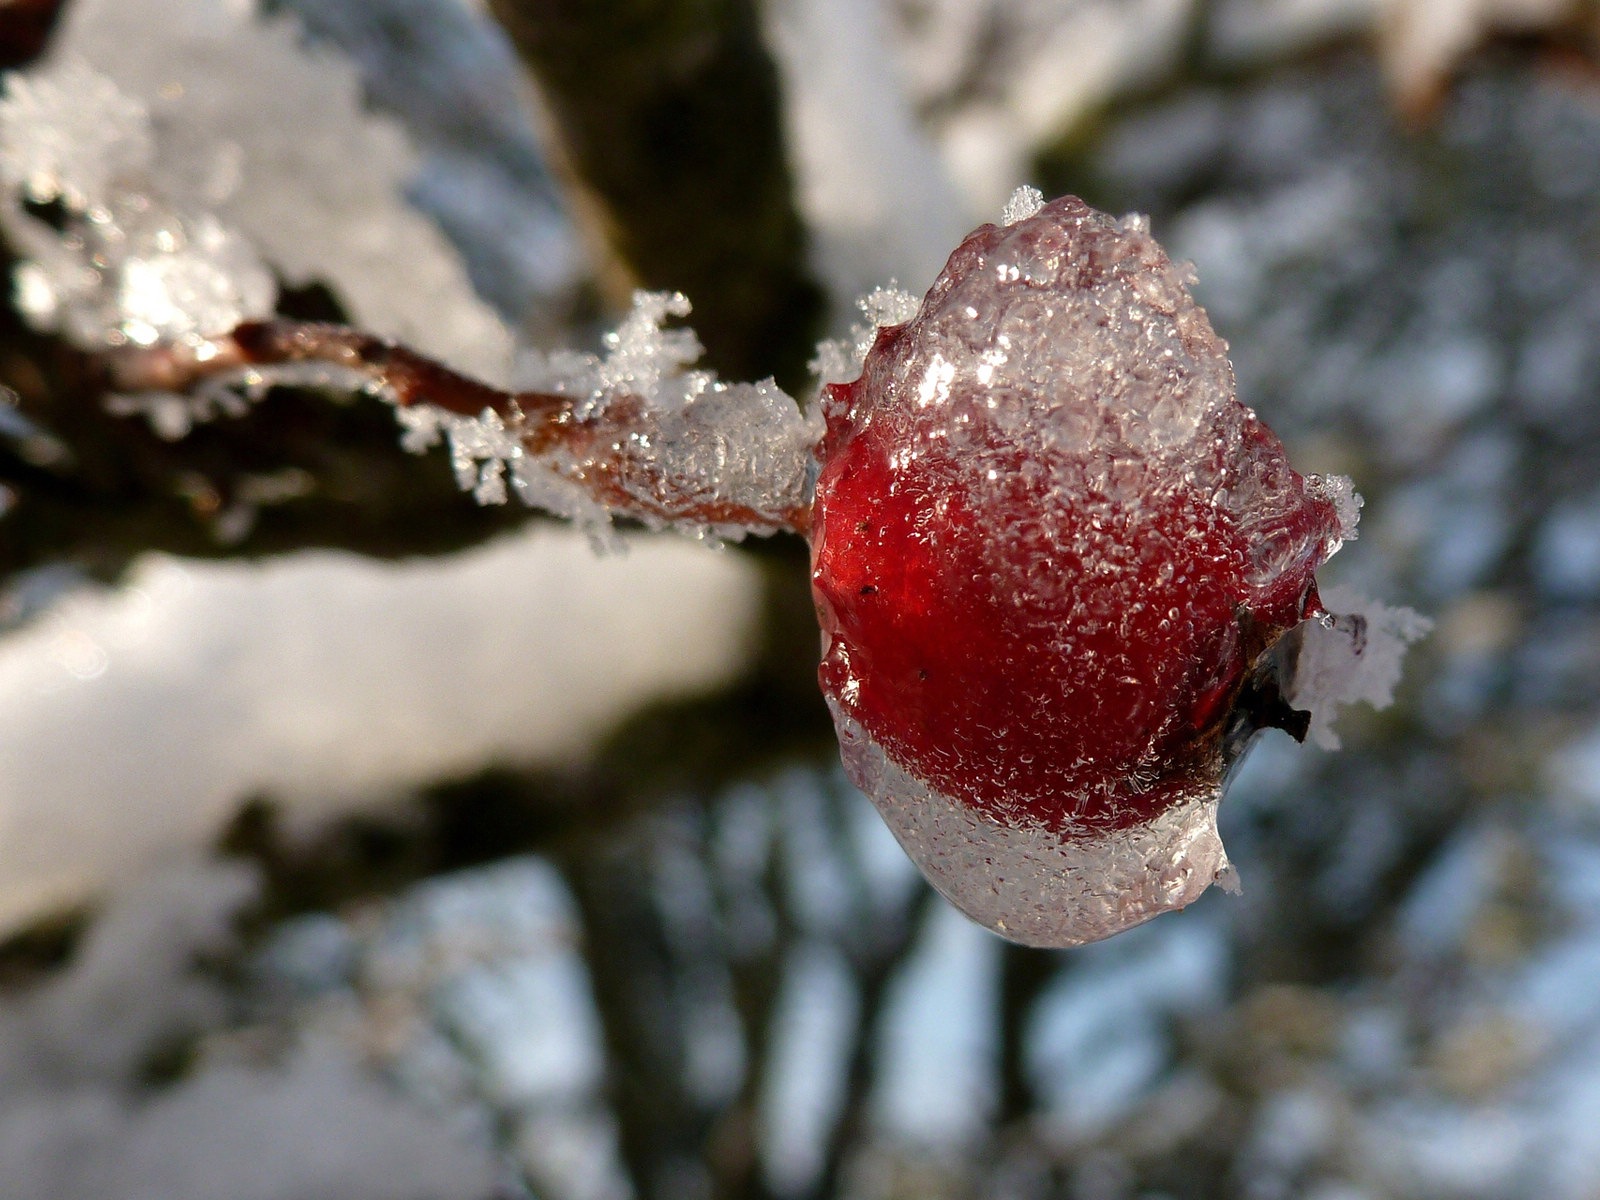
0, 527, 760, 935
0, 1035, 501, 1200
763, 0, 972, 306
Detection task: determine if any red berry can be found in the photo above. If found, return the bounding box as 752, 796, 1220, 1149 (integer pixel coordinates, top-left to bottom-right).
809, 195, 1352, 947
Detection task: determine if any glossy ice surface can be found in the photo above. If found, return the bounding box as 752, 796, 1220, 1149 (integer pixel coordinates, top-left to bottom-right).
811, 193, 1356, 946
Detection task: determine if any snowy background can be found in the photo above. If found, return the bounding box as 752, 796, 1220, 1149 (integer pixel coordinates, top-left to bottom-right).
3, 0, 1600, 1197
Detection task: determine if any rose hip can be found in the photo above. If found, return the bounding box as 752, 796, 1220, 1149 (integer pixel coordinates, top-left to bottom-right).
809, 195, 1354, 947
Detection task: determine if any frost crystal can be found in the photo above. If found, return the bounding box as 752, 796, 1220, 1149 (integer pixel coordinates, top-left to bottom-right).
0, 58, 153, 207
1290, 585, 1433, 750
1000, 184, 1045, 226
0, 61, 274, 349
444, 290, 819, 537
811, 285, 921, 386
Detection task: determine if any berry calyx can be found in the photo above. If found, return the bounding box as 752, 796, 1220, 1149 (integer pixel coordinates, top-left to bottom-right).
809, 195, 1354, 947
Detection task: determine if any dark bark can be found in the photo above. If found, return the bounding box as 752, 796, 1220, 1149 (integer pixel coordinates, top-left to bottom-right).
0, 0, 66, 70
484, 0, 823, 390
995, 941, 1061, 1125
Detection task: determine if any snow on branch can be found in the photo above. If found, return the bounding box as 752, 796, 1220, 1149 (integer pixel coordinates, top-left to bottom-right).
0, 0, 511, 374
0, 2, 818, 541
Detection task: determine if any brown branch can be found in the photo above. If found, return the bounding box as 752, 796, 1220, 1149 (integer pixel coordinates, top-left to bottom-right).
231, 321, 531, 419
107, 320, 541, 419
106, 319, 812, 537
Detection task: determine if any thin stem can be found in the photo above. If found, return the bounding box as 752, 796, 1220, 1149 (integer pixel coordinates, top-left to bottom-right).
232, 321, 539, 419
108, 320, 549, 419
107, 320, 812, 537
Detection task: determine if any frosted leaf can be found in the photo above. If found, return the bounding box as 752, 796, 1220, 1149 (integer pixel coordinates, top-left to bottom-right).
1001, 184, 1045, 225
1290, 585, 1433, 750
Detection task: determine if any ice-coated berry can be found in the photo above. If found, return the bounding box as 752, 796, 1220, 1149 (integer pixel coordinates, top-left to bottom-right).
809, 195, 1355, 948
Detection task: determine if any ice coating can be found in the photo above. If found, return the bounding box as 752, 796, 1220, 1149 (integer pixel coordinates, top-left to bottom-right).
831, 702, 1236, 949
810, 194, 1354, 946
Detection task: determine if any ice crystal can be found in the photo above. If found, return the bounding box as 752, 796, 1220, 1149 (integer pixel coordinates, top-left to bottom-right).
438, 290, 820, 537
810, 285, 921, 386
0, 58, 153, 207
1291, 585, 1434, 750
1000, 183, 1045, 225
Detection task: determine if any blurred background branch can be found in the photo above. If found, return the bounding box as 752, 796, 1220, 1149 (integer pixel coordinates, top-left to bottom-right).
485, 0, 824, 387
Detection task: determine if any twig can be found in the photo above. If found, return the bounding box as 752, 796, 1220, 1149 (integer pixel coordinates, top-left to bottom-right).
107, 320, 812, 536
